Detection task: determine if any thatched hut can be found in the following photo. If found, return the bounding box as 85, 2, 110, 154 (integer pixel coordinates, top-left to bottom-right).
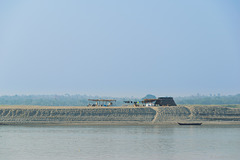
155, 97, 177, 106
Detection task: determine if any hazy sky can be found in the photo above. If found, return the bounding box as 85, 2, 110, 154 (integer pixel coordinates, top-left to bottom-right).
0, 0, 239, 97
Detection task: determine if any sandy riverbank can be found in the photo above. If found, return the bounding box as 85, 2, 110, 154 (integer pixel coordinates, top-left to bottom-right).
1, 105, 240, 125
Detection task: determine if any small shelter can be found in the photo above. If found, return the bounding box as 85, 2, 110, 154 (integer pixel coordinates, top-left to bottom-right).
142, 97, 177, 106
155, 97, 177, 106
88, 99, 116, 106
123, 101, 140, 107
141, 99, 158, 106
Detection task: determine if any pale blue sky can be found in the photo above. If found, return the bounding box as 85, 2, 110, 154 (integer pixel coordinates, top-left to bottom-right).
0, 0, 239, 97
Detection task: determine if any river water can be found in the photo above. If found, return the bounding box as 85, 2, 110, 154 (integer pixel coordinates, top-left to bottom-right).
0, 124, 240, 160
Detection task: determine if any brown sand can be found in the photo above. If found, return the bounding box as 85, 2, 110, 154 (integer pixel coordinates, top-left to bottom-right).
1, 105, 240, 125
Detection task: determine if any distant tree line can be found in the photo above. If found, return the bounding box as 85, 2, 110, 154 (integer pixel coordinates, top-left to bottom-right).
0, 94, 239, 106
0, 94, 140, 106
174, 94, 240, 105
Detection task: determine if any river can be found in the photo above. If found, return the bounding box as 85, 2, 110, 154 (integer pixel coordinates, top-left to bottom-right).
0, 124, 239, 160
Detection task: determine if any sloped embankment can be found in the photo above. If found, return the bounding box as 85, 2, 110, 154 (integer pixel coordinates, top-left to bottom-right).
0, 106, 240, 124
0, 107, 156, 123
188, 105, 240, 121
153, 105, 240, 122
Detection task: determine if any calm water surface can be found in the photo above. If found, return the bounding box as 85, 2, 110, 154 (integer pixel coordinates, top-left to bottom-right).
0, 124, 240, 160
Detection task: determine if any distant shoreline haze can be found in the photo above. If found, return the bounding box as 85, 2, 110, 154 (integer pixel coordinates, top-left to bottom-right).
0, 94, 239, 106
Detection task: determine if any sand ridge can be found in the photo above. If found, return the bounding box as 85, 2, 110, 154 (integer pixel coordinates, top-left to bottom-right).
0, 105, 240, 125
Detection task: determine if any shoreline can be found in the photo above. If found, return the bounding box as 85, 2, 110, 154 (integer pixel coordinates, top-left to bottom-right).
1, 121, 240, 126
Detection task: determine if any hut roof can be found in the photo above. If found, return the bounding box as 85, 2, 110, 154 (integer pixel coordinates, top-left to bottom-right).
142, 99, 158, 103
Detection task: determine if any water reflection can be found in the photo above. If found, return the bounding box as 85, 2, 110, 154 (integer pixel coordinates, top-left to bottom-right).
0, 125, 240, 160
